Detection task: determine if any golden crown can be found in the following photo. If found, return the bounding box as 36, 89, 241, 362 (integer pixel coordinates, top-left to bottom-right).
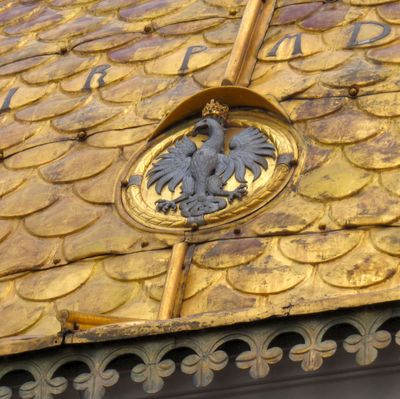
202, 99, 229, 120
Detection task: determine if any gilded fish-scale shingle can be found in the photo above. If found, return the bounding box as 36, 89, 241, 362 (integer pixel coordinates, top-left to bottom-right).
271, 3, 323, 25
371, 227, 400, 256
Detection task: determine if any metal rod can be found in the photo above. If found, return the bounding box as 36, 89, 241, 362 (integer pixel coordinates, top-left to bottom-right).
158, 242, 189, 320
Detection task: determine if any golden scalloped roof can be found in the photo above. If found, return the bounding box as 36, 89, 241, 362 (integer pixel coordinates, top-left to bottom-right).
0, 0, 400, 349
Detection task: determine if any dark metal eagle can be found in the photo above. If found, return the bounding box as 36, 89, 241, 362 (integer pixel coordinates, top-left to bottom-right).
147, 111, 276, 220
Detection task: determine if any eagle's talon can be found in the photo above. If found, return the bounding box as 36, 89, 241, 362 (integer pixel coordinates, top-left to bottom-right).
228, 184, 248, 203
155, 199, 177, 214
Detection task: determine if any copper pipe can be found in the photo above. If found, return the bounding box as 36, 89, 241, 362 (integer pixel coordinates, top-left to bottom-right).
158, 242, 188, 320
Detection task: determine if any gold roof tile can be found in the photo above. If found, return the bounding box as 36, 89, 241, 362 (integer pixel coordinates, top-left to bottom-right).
15, 93, 88, 122
104, 249, 170, 281
381, 169, 400, 196
0, 219, 13, 244
330, 183, 400, 226
358, 92, 400, 116
0, 2, 39, 25
4, 141, 75, 169
0, 226, 57, 277
0, 84, 52, 111
158, 18, 224, 36
0, 122, 39, 151
271, 3, 323, 25
24, 196, 103, 237
371, 227, 400, 256
0, 166, 29, 197
345, 129, 400, 169
39, 145, 117, 183
62, 211, 142, 261
283, 97, 344, 121
377, 2, 400, 23
367, 41, 400, 63
22, 54, 96, 84
90, 0, 138, 14
193, 238, 265, 269
279, 230, 363, 263
203, 18, 240, 44
193, 56, 228, 87
55, 263, 135, 314
51, 98, 123, 132
298, 151, 372, 200
0, 177, 59, 218
15, 261, 93, 301
0, 55, 50, 76
290, 50, 352, 72
74, 32, 141, 53
183, 264, 223, 300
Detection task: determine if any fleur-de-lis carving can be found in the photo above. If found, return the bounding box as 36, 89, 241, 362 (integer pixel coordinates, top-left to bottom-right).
73, 369, 119, 399
131, 359, 175, 394
289, 339, 336, 371
0, 386, 11, 399
236, 346, 282, 379
344, 330, 391, 366
19, 376, 67, 399
181, 350, 228, 388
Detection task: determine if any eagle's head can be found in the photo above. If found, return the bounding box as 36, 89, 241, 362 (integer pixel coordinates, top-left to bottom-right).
192, 117, 224, 137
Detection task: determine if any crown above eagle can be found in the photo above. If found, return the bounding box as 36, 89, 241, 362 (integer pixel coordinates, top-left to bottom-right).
202, 99, 229, 121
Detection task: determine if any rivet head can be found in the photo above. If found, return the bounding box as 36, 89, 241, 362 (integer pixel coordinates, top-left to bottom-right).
229, 8, 237, 16
144, 24, 152, 33
349, 85, 359, 98
121, 179, 129, 188
77, 131, 87, 141
141, 241, 149, 248
233, 227, 241, 235
53, 258, 61, 265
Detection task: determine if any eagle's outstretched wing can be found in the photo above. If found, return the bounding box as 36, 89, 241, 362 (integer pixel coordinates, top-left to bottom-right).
217, 127, 276, 183
147, 136, 197, 194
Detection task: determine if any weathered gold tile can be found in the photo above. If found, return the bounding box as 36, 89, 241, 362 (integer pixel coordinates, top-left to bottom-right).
52, 98, 123, 132
350, 0, 397, 6
358, 93, 400, 117
146, 41, 230, 75
193, 238, 265, 269
22, 307, 61, 337
0, 55, 50, 76
228, 242, 312, 294
40, 146, 118, 183
381, 169, 400, 196
0, 227, 56, 277
87, 125, 153, 147
22, 54, 96, 84
16, 93, 88, 123
0, 166, 29, 197
181, 278, 257, 316
0, 41, 61, 67
0, 85, 51, 111
204, 0, 246, 6
330, 183, 400, 226
4, 141, 74, 169
0, 121, 40, 151
204, 18, 240, 44
63, 211, 141, 261
0, 177, 58, 218
371, 227, 400, 256
306, 107, 383, 144
50, 0, 96, 5
183, 264, 223, 300
110, 284, 160, 319
4, 8, 66, 35
0, 219, 13, 244
0, 36, 23, 56
323, 22, 396, 49
90, 0, 138, 13
299, 4, 363, 31
345, 130, 400, 169
0, 280, 11, 301
104, 249, 170, 281
283, 97, 344, 121
101, 74, 173, 103
16, 261, 93, 301
290, 51, 352, 72
62, 64, 133, 92
272, 3, 323, 25
159, 18, 224, 36
138, 77, 200, 120
39, 15, 105, 41
251, 67, 316, 100
0, 294, 43, 338
109, 35, 188, 62
245, 192, 324, 235
56, 264, 133, 313
155, 2, 229, 28
193, 56, 228, 87
74, 33, 141, 53
73, 158, 124, 204
319, 241, 398, 288
259, 31, 325, 61
377, 3, 400, 24
367, 40, 400, 63
144, 274, 167, 301
280, 230, 363, 263
322, 59, 389, 88
0, 2, 39, 25
25, 197, 103, 237
298, 151, 372, 200
302, 142, 332, 173
120, 0, 191, 21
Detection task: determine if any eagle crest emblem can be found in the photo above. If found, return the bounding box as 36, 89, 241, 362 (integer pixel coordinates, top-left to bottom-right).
146, 100, 276, 219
